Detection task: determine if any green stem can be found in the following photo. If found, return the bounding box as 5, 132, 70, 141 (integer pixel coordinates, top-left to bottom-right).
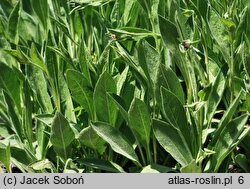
138, 143, 146, 166
146, 143, 152, 164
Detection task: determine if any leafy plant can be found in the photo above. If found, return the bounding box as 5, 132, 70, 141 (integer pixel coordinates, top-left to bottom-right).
0, 0, 249, 173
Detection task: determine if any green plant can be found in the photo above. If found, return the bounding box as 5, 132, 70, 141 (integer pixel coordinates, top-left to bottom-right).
0, 0, 249, 173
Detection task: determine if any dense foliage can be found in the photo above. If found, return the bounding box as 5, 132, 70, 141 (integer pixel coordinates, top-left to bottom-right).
0, 0, 250, 173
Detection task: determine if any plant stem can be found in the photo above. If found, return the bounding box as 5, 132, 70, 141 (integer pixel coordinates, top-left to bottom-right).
146, 143, 152, 164
138, 143, 146, 166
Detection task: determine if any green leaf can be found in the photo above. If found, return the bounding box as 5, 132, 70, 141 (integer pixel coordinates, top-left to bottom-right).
159, 15, 179, 51
107, 93, 129, 122
156, 64, 185, 104
198, 84, 212, 101
203, 65, 227, 142
91, 121, 140, 164
31, 0, 48, 31
207, 114, 250, 172
0, 0, 13, 17
58, 72, 76, 123
220, 18, 236, 30
2, 91, 23, 142
79, 41, 92, 86
153, 119, 194, 167
29, 159, 56, 172
35, 114, 54, 126
22, 79, 33, 149
117, 66, 129, 95
50, 112, 75, 160
27, 66, 53, 113
180, 160, 202, 173
0, 64, 21, 112
141, 164, 173, 173
244, 55, 250, 79
128, 98, 151, 147
8, 0, 21, 44
210, 90, 244, 147
0, 142, 11, 172
160, 87, 190, 145
30, 43, 48, 74
78, 126, 106, 155
235, 154, 250, 173
122, 0, 137, 25
10, 145, 36, 166
35, 117, 50, 159
66, 69, 94, 119
80, 158, 125, 173
137, 40, 160, 90
94, 71, 118, 126
208, 10, 230, 61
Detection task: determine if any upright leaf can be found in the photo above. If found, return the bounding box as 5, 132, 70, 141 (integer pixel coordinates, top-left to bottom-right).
22, 79, 33, 149
58, 72, 76, 123
27, 66, 53, 113
94, 71, 118, 126
160, 87, 190, 145
159, 16, 179, 51
128, 98, 151, 148
137, 41, 160, 89
79, 41, 92, 85
30, 43, 48, 74
153, 119, 194, 166
0, 142, 11, 172
203, 65, 227, 143
50, 112, 75, 160
156, 64, 185, 104
3, 91, 24, 142
66, 69, 94, 119
206, 114, 250, 172
8, 0, 21, 44
31, 0, 48, 31
0, 64, 21, 112
210, 90, 244, 146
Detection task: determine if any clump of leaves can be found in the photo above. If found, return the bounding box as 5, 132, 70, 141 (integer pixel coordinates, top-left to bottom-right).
0, 0, 249, 173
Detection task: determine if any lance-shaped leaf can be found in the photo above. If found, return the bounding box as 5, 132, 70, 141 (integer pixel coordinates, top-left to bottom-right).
160, 87, 190, 145
78, 126, 106, 155
30, 43, 48, 74
108, 93, 129, 122
94, 71, 118, 126
159, 15, 179, 51
50, 112, 75, 160
0, 64, 21, 112
156, 64, 185, 104
27, 66, 53, 113
3, 91, 23, 142
206, 114, 250, 172
128, 98, 151, 147
66, 69, 94, 119
31, 0, 48, 31
91, 121, 140, 164
203, 65, 227, 143
205, 66, 227, 126
0, 142, 11, 172
137, 41, 160, 88
153, 119, 194, 166
8, 0, 21, 44
210, 90, 244, 147
58, 72, 76, 123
